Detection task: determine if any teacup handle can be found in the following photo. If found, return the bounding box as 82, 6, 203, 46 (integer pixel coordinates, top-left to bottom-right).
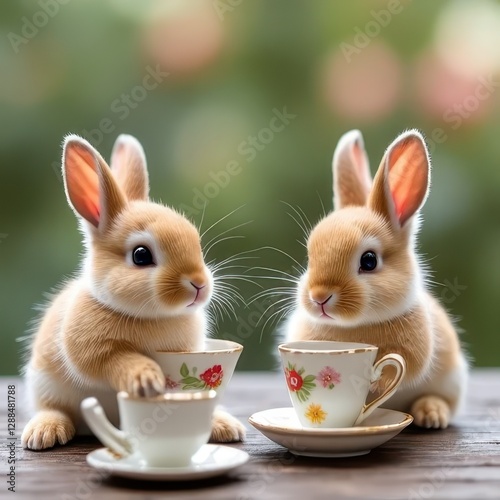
81, 397, 132, 456
353, 353, 406, 426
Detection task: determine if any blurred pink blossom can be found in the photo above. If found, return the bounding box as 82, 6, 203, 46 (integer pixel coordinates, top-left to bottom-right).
143, 1, 224, 77
413, 51, 494, 125
321, 42, 402, 122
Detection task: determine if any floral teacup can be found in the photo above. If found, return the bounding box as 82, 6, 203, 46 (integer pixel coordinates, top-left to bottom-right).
279, 341, 406, 428
151, 339, 243, 397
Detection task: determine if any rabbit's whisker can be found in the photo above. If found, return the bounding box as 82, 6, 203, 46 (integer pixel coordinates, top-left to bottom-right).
243, 275, 298, 285
259, 303, 294, 342
211, 295, 237, 321
316, 190, 327, 218
203, 219, 252, 246
256, 296, 291, 327
215, 274, 262, 288
248, 288, 296, 305
280, 200, 312, 238
294, 203, 314, 232
197, 200, 208, 234
246, 266, 299, 282
251, 246, 305, 272
210, 256, 258, 273
214, 285, 244, 307
204, 235, 246, 257
200, 205, 246, 239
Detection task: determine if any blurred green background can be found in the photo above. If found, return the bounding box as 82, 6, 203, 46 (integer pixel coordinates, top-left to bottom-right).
1, 0, 499, 375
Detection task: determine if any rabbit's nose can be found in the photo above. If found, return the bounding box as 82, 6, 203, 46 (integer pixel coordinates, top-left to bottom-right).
188, 273, 208, 290
312, 294, 332, 306
190, 281, 206, 291
309, 287, 335, 305
186, 275, 210, 307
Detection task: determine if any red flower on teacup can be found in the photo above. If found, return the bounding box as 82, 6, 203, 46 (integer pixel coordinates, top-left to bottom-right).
178, 362, 224, 390
285, 369, 304, 391
285, 362, 316, 402
200, 365, 224, 388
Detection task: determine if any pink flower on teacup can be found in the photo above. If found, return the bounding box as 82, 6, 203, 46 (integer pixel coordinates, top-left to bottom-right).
165, 375, 180, 390
200, 365, 223, 388
317, 366, 341, 389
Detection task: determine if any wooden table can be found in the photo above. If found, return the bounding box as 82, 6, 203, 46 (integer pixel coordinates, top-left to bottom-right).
2, 370, 500, 499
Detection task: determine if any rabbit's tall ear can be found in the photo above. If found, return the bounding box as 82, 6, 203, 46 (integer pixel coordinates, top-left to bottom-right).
333, 129, 372, 210
62, 135, 126, 231
110, 134, 149, 201
368, 130, 430, 229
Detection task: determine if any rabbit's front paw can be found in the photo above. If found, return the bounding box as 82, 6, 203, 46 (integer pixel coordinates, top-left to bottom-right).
411, 395, 450, 429
210, 409, 246, 443
126, 361, 165, 397
22, 410, 75, 450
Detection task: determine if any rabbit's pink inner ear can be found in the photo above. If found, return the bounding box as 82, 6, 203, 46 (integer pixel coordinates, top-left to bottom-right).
387, 136, 429, 227
65, 144, 101, 227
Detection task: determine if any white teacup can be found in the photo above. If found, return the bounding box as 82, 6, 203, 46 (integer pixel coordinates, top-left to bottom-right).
151, 339, 243, 397
81, 390, 217, 467
279, 341, 406, 429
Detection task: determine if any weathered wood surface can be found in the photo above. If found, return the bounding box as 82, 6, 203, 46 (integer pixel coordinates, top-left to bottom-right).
1, 370, 499, 499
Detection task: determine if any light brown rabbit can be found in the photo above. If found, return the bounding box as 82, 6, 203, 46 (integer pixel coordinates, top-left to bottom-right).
285, 129, 468, 428
21, 134, 245, 450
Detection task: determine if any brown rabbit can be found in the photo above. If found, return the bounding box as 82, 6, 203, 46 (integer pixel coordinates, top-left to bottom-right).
21, 134, 245, 450
285, 129, 468, 428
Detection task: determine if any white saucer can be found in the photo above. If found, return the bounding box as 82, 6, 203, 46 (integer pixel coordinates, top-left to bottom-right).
249, 407, 413, 457
86, 444, 249, 481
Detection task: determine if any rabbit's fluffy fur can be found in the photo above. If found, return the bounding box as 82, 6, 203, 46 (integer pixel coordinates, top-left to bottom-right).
22, 134, 245, 450
285, 130, 468, 429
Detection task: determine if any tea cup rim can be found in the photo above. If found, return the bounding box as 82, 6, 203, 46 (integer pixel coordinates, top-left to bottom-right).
278, 340, 377, 355
117, 390, 217, 403
155, 338, 243, 355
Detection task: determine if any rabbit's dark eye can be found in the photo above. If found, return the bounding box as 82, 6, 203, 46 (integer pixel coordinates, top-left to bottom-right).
359, 251, 377, 272
132, 246, 154, 266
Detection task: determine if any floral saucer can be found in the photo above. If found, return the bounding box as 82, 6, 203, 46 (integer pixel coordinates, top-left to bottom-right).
248, 407, 413, 457
86, 444, 249, 481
